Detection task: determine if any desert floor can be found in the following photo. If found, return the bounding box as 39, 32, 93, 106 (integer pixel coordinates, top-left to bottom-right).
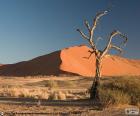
0, 76, 139, 116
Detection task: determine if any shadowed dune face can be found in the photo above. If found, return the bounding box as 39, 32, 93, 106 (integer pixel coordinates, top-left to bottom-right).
0, 45, 140, 77
0, 51, 79, 76
0, 51, 62, 76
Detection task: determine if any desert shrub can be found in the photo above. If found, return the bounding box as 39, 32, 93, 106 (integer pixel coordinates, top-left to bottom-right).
18, 88, 49, 99
100, 76, 140, 105
99, 88, 130, 106
1, 87, 21, 97
45, 80, 58, 88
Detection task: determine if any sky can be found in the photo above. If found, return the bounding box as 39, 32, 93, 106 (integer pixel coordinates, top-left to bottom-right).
0, 0, 140, 64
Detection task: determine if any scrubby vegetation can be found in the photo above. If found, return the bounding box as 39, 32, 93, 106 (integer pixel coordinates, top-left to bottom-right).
45, 80, 58, 89
0, 76, 139, 107
99, 76, 140, 106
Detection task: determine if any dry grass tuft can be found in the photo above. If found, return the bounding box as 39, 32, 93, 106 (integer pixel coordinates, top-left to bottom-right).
48, 91, 66, 100
45, 80, 58, 89
0, 87, 50, 99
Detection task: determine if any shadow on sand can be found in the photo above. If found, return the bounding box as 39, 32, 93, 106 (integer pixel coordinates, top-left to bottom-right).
0, 96, 101, 108
0, 97, 104, 115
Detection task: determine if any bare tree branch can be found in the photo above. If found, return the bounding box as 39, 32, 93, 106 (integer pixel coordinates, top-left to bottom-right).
77, 10, 108, 54
101, 30, 127, 57
110, 44, 123, 54
119, 34, 128, 47
77, 29, 89, 40
84, 20, 91, 32
89, 10, 108, 50
91, 10, 108, 33
88, 50, 95, 59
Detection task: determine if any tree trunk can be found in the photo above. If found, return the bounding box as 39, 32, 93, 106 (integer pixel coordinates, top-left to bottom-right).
90, 57, 101, 100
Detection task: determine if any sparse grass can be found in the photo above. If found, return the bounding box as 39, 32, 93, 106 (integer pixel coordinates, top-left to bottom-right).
0, 87, 81, 100
44, 80, 75, 88
99, 88, 131, 106
99, 76, 140, 106
0, 87, 50, 99
0, 76, 139, 107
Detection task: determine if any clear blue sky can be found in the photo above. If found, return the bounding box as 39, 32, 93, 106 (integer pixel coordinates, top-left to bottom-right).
0, 0, 140, 64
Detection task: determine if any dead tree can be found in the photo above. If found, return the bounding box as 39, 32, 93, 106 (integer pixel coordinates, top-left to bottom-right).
77, 10, 128, 101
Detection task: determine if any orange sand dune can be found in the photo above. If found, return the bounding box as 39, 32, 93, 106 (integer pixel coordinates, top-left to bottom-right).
60, 45, 140, 76
0, 45, 140, 77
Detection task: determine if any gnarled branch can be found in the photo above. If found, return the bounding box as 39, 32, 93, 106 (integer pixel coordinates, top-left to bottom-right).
101, 30, 127, 57
86, 50, 95, 59
90, 10, 108, 44
84, 20, 91, 32
92, 10, 108, 32
77, 10, 108, 53
110, 44, 123, 55
77, 29, 89, 40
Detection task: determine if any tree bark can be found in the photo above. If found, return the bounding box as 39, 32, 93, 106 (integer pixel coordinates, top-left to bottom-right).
90, 56, 101, 100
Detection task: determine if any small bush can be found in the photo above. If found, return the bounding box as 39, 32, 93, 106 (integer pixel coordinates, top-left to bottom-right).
45, 80, 58, 89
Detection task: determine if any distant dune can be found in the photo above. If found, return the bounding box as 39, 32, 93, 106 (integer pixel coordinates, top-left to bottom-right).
0, 45, 140, 77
